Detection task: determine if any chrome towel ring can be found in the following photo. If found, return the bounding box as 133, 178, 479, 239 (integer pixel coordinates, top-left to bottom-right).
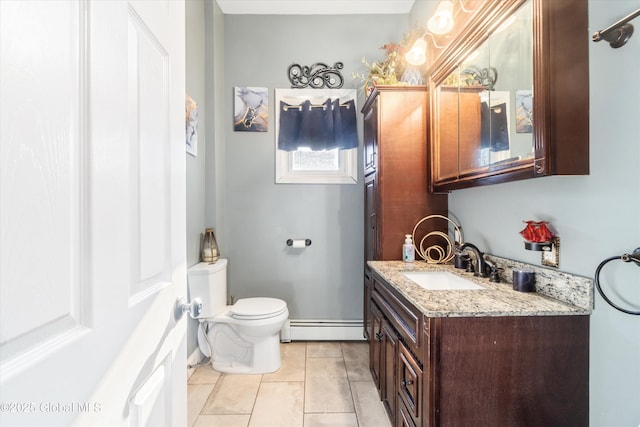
594, 247, 640, 315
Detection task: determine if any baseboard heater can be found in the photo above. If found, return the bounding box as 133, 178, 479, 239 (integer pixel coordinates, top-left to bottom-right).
282, 319, 365, 342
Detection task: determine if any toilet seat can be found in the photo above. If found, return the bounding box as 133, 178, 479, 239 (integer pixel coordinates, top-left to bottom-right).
230, 297, 287, 320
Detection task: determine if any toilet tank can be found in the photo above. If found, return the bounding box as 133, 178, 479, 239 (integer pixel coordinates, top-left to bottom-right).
187, 259, 228, 319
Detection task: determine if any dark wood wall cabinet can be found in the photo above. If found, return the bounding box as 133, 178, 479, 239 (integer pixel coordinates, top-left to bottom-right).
429, 0, 589, 191
370, 270, 589, 427
362, 86, 448, 340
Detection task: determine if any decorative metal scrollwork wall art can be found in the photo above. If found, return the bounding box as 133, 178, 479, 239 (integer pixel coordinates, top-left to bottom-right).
461, 66, 498, 90
288, 62, 344, 89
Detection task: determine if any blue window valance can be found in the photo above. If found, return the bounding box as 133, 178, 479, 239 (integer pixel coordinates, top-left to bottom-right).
277, 94, 357, 152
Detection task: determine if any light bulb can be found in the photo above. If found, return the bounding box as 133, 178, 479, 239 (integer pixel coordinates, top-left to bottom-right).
428, 1, 454, 35
405, 38, 427, 66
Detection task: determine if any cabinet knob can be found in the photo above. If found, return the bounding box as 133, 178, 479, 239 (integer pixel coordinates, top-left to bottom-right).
401, 379, 414, 386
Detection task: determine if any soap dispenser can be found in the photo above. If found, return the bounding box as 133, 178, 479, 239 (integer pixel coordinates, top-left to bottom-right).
403, 235, 415, 263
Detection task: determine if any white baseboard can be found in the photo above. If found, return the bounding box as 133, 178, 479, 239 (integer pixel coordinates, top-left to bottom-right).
288, 319, 365, 341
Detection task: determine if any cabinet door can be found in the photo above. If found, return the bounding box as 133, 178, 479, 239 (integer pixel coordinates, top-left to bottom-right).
423, 318, 438, 427
381, 321, 398, 421
364, 173, 377, 262
363, 268, 372, 340
370, 302, 384, 390
363, 98, 378, 175
399, 342, 423, 425
398, 397, 418, 427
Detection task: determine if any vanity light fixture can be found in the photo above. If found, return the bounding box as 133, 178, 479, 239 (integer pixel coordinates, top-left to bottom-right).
405, 32, 444, 66
427, 0, 455, 35
426, 0, 476, 36
408, 0, 477, 66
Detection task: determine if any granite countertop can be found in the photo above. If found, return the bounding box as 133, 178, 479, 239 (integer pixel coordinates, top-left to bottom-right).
368, 260, 593, 318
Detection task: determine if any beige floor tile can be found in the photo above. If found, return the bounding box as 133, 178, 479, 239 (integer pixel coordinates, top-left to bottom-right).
248, 382, 304, 427
340, 341, 369, 361
345, 357, 372, 382
193, 414, 250, 427
187, 384, 215, 427
188, 365, 222, 385
306, 341, 343, 357
262, 342, 306, 382
202, 374, 261, 415
341, 341, 372, 381
305, 358, 354, 413
187, 341, 389, 427
303, 412, 359, 427
350, 381, 391, 427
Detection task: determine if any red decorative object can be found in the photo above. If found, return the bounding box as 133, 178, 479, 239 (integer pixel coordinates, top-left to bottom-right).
519, 221, 555, 243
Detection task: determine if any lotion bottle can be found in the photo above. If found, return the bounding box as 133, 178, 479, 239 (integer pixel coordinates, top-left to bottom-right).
403, 234, 415, 263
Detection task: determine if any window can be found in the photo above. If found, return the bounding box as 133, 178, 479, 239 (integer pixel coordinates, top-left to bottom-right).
275, 146, 357, 184
275, 89, 358, 184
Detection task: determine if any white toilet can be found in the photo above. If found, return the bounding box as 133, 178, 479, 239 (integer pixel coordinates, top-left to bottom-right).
187, 259, 289, 374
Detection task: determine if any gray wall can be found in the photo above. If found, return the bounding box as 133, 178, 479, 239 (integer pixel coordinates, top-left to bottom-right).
409, 1, 640, 425
185, 0, 225, 359
185, 0, 207, 353
205, 0, 225, 251
219, 14, 407, 319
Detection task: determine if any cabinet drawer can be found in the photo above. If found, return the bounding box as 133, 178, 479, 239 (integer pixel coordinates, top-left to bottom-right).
399, 341, 422, 422
372, 275, 422, 354
398, 394, 418, 427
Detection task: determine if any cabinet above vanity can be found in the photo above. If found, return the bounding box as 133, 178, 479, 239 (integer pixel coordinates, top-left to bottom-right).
429, 0, 589, 191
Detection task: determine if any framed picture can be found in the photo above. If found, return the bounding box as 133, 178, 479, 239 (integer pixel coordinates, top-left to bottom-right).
185, 95, 198, 156
234, 87, 268, 132
515, 90, 533, 133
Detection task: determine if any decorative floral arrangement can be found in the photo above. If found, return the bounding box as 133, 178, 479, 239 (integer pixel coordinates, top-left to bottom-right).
519, 220, 555, 243
353, 30, 425, 95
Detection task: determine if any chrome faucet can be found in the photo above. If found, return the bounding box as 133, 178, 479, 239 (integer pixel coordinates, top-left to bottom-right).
457, 242, 491, 278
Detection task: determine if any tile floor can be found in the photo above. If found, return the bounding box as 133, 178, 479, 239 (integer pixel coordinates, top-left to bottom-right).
187, 341, 392, 427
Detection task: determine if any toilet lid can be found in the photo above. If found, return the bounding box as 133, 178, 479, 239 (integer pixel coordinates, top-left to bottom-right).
230, 297, 287, 320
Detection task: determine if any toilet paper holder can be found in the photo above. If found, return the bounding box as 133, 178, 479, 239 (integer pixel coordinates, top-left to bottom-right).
286, 238, 312, 247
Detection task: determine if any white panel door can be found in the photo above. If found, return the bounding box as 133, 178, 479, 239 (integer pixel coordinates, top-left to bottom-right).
0, 1, 187, 426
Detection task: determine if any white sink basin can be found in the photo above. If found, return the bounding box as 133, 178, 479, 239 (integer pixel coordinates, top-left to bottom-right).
402, 271, 484, 290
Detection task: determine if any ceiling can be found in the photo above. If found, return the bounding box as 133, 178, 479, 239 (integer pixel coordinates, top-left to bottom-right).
215, 0, 416, 15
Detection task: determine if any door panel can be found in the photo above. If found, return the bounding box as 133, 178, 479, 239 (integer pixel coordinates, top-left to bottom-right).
0, 1, 186, 425
0, 0, 89, 373
128, 5, 173, 301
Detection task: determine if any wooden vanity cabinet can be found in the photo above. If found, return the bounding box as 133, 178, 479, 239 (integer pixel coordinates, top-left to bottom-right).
370, 271, 589, 427
424, 315, 589, 426
370, 272, 424, 426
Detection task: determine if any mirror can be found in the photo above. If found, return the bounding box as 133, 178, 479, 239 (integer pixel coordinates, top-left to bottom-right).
432, 0, 534, 187
429, 0, 589, 191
